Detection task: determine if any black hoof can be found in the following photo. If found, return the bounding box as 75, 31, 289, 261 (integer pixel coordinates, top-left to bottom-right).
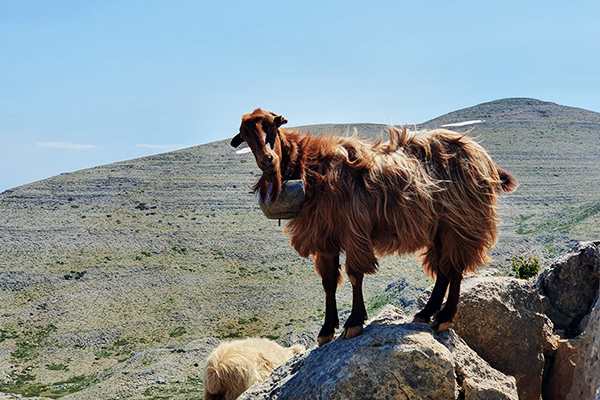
432, 319, 453, 332
342, 325, 363, 340
412, 310, 432, 324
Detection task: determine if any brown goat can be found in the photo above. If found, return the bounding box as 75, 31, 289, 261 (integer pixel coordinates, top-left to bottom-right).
231, 108, 517, 345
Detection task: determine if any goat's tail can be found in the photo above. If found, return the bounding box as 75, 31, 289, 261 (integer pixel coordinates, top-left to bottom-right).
496, 165, 519, 193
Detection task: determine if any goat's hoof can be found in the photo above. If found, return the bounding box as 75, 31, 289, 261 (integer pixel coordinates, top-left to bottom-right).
433, 321, 453, 332
342, 325, 364, 340
412, 315, 430, 324
317, 333, 336, 347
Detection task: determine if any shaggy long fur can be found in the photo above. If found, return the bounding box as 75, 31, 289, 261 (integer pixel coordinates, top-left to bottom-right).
232, 109, 517, 344
287, 125, 512, 277
203, 338, 304, 400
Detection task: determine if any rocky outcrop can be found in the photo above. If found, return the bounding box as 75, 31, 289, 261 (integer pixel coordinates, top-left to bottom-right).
544, 338, 579, 400
239, 306, 518, 400
537, 241, 600, 335
236, 242, 600, 400
535, 241, 600, 400
565, 294, 600, 400
451, 277, 554, 400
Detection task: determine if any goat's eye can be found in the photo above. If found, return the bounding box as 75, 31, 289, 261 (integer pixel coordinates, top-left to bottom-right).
266, 131, 277, 146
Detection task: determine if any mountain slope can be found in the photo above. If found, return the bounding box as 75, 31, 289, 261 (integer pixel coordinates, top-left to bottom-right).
1, 98, 599, 398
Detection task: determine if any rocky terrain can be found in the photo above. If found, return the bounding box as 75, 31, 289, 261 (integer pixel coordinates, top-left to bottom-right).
1, 98, 600, 398
239, 242, 600, 400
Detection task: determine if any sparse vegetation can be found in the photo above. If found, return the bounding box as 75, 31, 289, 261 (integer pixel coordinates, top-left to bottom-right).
169, 327, 187, 338
0, 327, 19, 342
46, 362, 70, 371
0, 371, 95, 398
511, 255, 541, 279
367, 292, 396, 315
9, 323, 57, 361
64, 270, 87, 280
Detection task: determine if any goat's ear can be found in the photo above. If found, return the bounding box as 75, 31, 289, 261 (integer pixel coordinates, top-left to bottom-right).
274, 115, 288, 127
230, 133, 244, 148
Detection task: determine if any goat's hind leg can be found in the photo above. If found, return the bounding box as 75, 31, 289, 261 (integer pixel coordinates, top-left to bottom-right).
342, 270, 367, 340
315, 254, 342, 346
432, 268, 463, 332
413, 273, 449, 324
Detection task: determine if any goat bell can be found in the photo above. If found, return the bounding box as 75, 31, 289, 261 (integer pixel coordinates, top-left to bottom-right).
258, 179, 305, 219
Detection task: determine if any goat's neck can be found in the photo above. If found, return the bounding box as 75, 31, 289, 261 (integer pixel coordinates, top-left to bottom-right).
279, 130, 304, 180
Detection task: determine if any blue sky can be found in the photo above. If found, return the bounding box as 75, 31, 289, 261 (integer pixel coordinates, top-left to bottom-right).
1, 1, 599, 192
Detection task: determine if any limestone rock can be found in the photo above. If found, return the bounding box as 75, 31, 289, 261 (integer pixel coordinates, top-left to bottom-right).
435, 331, 519, 400
452, 277, 551, 400
532, 241, 600, 400
544, 338, 579, 400
566, 294, 600, 400
536, 241, 600, 334
239, 305, 518, 400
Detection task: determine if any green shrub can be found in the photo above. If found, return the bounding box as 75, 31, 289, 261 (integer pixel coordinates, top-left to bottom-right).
169, 327, 187, 338
511, 255, 541, 279
46, 363, 69, 371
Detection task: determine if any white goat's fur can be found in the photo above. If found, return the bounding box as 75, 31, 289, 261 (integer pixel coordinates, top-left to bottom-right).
203, 338, 304, 400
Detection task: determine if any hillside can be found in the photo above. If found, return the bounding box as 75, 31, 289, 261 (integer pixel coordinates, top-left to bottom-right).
1, 98, 600, 399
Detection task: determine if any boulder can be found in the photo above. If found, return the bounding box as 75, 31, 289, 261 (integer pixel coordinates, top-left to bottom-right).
566, 294, 600, 400
543, 338, 579, 400
239, 305, 518, 400
451, 277, 554, 400
536, 241, 600, 335
530, 241, 600, 400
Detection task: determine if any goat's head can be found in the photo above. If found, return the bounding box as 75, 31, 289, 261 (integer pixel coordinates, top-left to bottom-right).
231, 108, 288, 177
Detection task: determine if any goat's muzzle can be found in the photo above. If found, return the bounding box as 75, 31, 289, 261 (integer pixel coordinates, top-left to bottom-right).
260, 155, 274, 168
260, 166, 278, 177
258, 153, 279, 176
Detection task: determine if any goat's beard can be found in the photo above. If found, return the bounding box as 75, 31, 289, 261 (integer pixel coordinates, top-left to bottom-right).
254, 168, 282, 204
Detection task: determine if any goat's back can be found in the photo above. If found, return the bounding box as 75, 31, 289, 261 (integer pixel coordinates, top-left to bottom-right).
285, 127, 511, 275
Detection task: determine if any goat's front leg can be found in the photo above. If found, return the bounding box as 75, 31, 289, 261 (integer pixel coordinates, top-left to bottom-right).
314, 254, 341, 346
343, 269, 367, 340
